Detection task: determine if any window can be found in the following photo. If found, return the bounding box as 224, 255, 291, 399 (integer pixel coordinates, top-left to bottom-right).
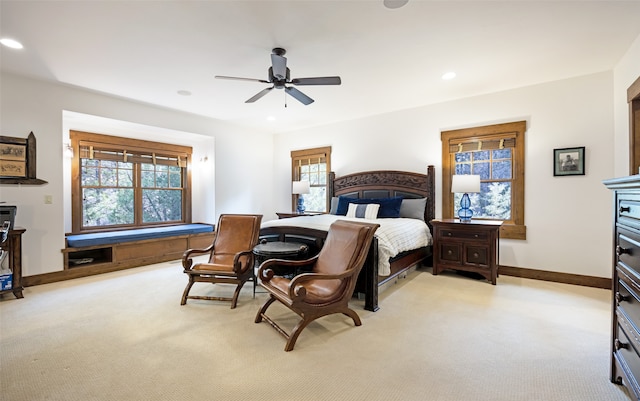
70, 131, 192, 232
290, 146, 331, 213
441, 121, 526, 239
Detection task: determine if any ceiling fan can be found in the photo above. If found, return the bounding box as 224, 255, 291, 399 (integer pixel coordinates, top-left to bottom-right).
215, 47, 341, 106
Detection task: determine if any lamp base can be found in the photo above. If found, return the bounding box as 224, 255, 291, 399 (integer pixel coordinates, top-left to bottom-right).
457, 193, 473, 222
296, 197, 306, 214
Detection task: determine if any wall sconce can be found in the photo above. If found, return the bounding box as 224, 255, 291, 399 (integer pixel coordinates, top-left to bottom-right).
64, 143, 74, 158
451, 175, 481, 222
292, 180, 311, 214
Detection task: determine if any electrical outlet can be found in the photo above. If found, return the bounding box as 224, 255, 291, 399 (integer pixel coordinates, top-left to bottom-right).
44, 195, 53, 204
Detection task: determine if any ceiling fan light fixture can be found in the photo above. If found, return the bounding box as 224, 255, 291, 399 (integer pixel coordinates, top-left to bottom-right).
383, 0, 409, 9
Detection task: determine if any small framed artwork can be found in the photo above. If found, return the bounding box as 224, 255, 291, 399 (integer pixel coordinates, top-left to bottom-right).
554, 146, 585, 176
0, 132, 47, 184
0, 141, 27, 178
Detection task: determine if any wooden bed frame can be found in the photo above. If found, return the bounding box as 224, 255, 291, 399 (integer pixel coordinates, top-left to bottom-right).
259, 165, 436, 312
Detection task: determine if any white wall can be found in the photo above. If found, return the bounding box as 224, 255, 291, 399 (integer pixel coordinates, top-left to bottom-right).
0, 73, 275, 277
273, 72, 615, 278
613, 34, 640, 177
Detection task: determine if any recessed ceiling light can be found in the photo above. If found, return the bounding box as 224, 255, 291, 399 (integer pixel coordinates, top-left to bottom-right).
384, 0, 409, 9
0, 38, 24, 49
177, 90, 191, 96
442, 72, 456, 80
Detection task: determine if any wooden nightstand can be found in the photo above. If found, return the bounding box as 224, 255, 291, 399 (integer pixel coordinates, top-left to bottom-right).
276, 212, 322, 219
431, 219, 502, 285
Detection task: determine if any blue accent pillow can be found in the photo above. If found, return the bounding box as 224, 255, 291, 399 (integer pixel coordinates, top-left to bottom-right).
335, 195, 403, 218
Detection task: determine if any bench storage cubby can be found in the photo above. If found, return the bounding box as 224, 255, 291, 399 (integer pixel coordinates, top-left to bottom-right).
62, 224, 215, 272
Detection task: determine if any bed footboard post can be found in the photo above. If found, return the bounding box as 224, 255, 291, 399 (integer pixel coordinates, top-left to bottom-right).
363, 237, 379, 312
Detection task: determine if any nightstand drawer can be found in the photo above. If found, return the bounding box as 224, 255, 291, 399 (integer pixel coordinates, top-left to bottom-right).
439, 229, 488, 241
466, 246, 488, 266
439, 243, 461, 263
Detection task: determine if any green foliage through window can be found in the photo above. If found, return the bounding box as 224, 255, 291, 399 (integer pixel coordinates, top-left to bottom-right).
77, 141, 188, 229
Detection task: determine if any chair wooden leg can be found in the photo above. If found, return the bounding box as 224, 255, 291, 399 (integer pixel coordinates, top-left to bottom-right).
230, 280, 247, 309
285, 317, 314, 352
180, 276, 195, 305
255, 296, 277, 323
341, 307, 362, 326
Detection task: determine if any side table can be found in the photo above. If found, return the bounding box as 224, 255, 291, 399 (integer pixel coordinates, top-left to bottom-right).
431, 219, 501, 285
252, 241, 309, 293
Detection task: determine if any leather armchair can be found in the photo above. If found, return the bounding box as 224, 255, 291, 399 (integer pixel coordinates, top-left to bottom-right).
181, 214, 262, 308
255, 220, 379, 351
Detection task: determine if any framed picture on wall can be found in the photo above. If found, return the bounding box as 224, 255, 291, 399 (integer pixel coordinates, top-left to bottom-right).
0, 132, 47, 184
0, 141, 27, 178
554, 146, 585, 176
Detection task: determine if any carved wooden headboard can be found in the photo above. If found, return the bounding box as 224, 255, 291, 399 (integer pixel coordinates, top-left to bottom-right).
329, 165, 435, 229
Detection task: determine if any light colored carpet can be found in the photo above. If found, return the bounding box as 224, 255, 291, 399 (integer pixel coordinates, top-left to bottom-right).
0, 260, 631, 401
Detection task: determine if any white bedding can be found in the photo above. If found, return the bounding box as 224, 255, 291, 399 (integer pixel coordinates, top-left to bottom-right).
261, 214, 432, 276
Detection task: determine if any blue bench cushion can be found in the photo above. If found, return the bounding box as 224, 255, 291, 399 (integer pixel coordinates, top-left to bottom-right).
67, 224, 214, 248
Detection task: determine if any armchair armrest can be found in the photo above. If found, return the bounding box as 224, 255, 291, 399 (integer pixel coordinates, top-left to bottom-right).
182, 243, 215, 270
287, 268, 358, 301
257, 256, 319, 283
232, 249, 256, 274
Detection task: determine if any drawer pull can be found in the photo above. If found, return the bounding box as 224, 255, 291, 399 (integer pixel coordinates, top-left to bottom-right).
474, 234, 479, 238
615, 292, 628, 304
473, 252, 479, 258
447, 250, 453, 255
620, 206, 631, 214
447, 232, 452, 237
617, 246, 631, 256
615, 339, 628, 350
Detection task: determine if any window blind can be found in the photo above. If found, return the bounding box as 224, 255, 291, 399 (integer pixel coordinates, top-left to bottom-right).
78, 141, 188, 167
447, 136, 516, 153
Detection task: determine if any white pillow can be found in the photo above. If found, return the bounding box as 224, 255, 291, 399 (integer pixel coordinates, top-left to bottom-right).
346, 203, 380, 219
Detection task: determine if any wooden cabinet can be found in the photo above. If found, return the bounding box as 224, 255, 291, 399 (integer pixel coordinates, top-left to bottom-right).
604, 175, 640, 400
0, 228, 25, 299
431, 219, 501, 285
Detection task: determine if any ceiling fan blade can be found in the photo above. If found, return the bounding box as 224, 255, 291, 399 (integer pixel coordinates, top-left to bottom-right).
215, 75, 270, 84
271, 53, 288, 80
245, 87, 274, 103
290, 76, 342, 86
285, 86, 314, 105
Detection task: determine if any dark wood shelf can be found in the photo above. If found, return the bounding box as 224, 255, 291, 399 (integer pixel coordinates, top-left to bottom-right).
0, 177, 47, 185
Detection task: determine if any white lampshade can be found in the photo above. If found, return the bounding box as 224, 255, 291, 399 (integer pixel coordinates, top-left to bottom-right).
292, 180, 311, 195
451, 175, 481, 193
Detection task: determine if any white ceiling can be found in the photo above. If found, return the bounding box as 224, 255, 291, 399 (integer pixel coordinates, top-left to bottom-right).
2, 1, 640, 134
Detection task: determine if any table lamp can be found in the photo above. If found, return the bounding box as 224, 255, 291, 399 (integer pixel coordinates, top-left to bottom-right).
451, 175, 481, 222
292, 180, 311, 214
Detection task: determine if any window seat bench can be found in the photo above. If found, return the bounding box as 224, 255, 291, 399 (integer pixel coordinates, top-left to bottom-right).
61, 223, 215, 272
